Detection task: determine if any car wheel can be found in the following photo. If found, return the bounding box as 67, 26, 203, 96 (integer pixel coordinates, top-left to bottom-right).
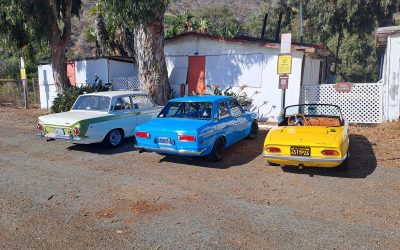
337, 154, 349, 171
103, 129, 123, 148
208, 137, 225, 162
248, 120, 259, 139
267, 161, 280, 166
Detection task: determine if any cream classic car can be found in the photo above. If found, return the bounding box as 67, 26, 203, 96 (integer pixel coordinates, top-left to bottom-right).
36, 91, 162, 148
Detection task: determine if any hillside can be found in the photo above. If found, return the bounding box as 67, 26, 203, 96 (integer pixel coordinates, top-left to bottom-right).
67, 0, 267, 58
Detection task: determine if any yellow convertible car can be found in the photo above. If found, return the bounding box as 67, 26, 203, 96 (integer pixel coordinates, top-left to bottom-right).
262, 104, 349, 170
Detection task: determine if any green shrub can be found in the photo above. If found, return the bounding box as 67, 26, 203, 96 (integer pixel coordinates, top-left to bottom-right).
209, 85, 253, 108
50, 82, 110, 113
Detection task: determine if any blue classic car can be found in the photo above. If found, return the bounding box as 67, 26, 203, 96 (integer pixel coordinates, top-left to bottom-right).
134, 95, 258, 161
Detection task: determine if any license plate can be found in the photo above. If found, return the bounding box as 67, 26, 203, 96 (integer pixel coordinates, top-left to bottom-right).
158, 137, 172, 145
290, 146, 311, 156
55, 128, 65, 136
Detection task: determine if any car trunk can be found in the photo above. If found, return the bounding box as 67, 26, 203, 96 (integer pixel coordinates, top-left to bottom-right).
269, 126, 340, 147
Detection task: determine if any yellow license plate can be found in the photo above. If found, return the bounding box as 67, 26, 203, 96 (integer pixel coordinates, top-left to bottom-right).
290, 146, 311, 156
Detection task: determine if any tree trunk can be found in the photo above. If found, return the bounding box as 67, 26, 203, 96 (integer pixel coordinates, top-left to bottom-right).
134, 19, 170, 105
95, 13, 111, 56
51, 43, 69, 93
49, 0, 73, 93
120, 25, 135, 57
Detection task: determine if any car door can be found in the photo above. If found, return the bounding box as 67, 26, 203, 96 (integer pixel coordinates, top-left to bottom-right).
227, 98, 248, 139
111, 96, 137, 137
132, 95, 159, 126
216, 100, 236, 146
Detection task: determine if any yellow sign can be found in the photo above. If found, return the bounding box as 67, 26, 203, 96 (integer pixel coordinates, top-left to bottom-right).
20, 68, 27, 80
277, 54, 292, 75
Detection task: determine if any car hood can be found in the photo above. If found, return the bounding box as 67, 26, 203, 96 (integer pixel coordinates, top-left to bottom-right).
38, 110, 111, 126
267, 126, 342, 147
137, 118, 211, 133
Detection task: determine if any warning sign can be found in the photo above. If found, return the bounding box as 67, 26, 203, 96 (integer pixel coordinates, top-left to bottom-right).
279, 75, 289, 89
277, 54, 292, 75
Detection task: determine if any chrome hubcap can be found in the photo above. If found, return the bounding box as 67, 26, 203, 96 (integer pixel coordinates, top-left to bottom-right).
110, 130, 122, 145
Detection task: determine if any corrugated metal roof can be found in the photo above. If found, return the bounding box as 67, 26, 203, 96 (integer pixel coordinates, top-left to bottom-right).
165, 32, 334, 57
376, 26, 400, 48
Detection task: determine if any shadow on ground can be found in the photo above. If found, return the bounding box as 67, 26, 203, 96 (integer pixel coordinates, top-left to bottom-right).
158, 130, 268, 169
282, 134, 377, 178
66, 138, 136, 155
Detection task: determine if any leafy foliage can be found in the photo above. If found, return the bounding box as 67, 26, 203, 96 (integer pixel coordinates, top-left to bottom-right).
210, 85, 253, 108
50, 82, 111, 113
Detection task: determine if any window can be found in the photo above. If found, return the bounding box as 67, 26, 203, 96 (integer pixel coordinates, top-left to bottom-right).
72, 96, 110, 111
158, 102, 213, 120
228, 99, 244, 117
218, 101, 230, 119
132, 95, 154, 109
114, 97, 132, 111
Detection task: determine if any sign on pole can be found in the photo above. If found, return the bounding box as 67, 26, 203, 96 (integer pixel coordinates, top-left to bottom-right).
280, 33, 292, 54
279, 75, 289, 89
277, 54, 292, 75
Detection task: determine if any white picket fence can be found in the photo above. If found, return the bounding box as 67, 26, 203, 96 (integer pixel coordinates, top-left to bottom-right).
112, 76, 144, 91
300, 83, 384, 123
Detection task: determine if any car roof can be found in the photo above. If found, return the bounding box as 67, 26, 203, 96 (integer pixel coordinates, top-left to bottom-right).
170, 95, 232, 102
82, 90, 148, 97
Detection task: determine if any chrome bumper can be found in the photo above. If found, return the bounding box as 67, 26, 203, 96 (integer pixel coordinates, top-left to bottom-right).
135, 145, 207, 156
261, 153, 347, 163
37, 132, 84, 142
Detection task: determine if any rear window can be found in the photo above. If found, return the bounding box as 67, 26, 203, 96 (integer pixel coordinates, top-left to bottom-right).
158, 102, 213, 120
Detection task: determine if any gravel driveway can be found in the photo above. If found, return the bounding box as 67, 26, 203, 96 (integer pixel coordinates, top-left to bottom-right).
0, 108, 399, 249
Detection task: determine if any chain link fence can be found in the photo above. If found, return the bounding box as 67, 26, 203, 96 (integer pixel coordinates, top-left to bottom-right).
0, 79, 40, 108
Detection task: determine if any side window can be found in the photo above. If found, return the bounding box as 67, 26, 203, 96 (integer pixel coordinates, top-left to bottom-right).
132, 95, 154, 109
114, 97, 131, 111
218, 101, 230, 119
228, 99, 244, 117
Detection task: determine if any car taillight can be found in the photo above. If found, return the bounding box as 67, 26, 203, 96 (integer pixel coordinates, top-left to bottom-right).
178, 135, 195, 142
136, 131, 150, 138
73, 127, 80, 136
36, 123, 43, 131
266, 147, 281, 153
321, 150, 339, 156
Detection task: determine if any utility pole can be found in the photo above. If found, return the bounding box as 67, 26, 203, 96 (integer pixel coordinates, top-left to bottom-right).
300, 0, 304, 44
20, 57, 28, 109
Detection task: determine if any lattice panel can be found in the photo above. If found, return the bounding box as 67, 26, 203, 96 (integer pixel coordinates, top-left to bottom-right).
300, 83, 383, 123
112, 76, 143, 91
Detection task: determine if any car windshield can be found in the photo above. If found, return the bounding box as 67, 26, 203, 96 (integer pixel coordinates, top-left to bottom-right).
285, 104, 342, 118
158, 101, 213, 119
72, 95, 111, 111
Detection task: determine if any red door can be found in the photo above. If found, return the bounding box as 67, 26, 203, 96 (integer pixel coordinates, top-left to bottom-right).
188, 56, 206, 95
67, 61, 76, 86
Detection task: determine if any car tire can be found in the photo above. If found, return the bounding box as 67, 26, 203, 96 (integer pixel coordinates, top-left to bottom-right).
267, 161, 280, 166
103, 129, 124, 148
208, 137, 225, 162
247, 120, 259, 139
337, 153, 349, 171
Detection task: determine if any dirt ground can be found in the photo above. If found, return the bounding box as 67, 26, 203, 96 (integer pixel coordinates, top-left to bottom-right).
0, 107, 399, 249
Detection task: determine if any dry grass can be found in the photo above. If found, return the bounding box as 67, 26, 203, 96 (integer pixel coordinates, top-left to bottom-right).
350, 122, 400, 167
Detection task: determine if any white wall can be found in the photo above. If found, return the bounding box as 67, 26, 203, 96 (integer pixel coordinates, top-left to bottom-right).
383, 33, 400, 121
38, 64, 57, 109
75, 58, 108, 86
165, 36, 306, 121
302, 56, 321, 85
109, 60, 137, 80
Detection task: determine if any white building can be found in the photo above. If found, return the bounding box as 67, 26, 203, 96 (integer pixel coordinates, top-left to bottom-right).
164, 32, 334, 121
38, 56, 136, 109
376, 26, 400, 121
39, 33, 333, 121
